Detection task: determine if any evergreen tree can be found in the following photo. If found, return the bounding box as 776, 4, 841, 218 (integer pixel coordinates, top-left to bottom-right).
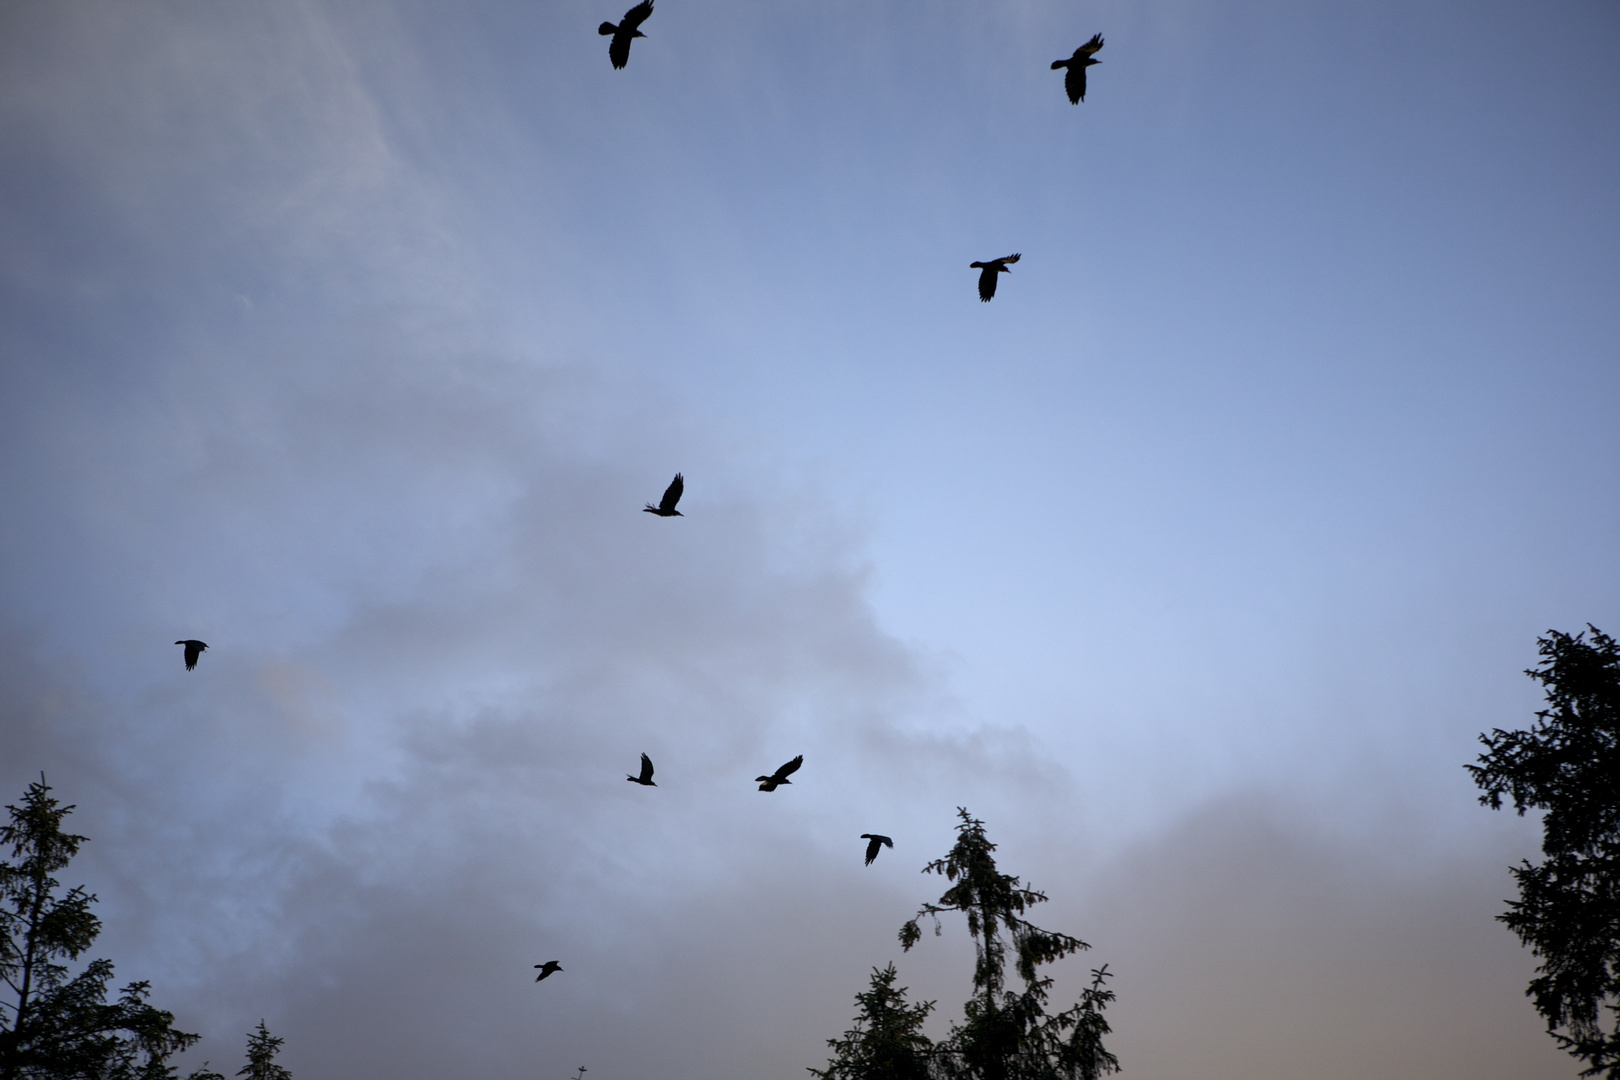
236, 1022, 289, 1080
0, 776, 208, 1080
811, 964, 935, 1080
1469, 626, 1620, 1078
898, 809, 1118, 1080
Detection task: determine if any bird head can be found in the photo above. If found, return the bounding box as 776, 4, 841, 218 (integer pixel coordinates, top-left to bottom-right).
633, 29, 646, 37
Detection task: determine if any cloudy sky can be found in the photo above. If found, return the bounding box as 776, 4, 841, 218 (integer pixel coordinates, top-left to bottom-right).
1, 1, 1616, 1078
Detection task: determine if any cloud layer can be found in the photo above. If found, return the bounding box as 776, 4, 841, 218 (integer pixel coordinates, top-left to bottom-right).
0, 2, 1609, 1079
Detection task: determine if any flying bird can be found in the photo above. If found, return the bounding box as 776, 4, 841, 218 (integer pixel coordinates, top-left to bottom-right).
756, 754, 803, 792
643, 472, 684, 516
1051, 34, 1104, 104
970, 254, 1020, 302
860, 834, 894, 866
598, 0, 654, 70
627, 753, 657, 786
175, 640, 208, 671
534, 961, 564, 982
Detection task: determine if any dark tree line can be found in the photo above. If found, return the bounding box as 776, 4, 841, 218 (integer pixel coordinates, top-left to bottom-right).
1470, 627, 1620, 1078
814, 810, 1118, 1080
0, 777, 289, 1080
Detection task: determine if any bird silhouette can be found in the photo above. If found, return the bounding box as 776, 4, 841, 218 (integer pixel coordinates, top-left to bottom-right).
627, 753, 657, 786
756, 754, 803, 792
598, 0, 654, 70
1051, 34, 1104, 104
643, 473, 684, 516
970, 254, 1020, 302
534, 961, 564, 982
175, 640, 208, 671
860, 834, 894, 866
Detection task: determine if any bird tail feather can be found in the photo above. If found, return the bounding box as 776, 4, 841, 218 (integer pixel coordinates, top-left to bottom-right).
599, 21, 618, 34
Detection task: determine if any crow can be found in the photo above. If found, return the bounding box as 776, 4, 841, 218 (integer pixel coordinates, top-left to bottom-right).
970, 254, 1020, 302
644, 473, 684, 516
860, 834, 893, 866
534, 961, 564, 982
756, 754, 803, 792
627, 753, 657, 786
175, 640, 208, 671
1051, 34, 1104, 104
599, 0, 654, 70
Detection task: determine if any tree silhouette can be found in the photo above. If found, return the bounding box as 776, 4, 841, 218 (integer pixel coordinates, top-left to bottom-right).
1468, 626, 1620, 1078
888, 808, 1118, 1080
181, 1022, 290, 1080
0, 776, 210, 1080
237, 1021, 290, 1080
811, 964, 935, 1080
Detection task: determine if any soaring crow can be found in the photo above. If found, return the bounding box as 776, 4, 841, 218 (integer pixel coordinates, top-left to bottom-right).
175, 640, 208, 671
534, 961, 564, 981
599, 0, 654, 70
970, 254, 1020, 302
644, 473, 684, 516
756, 755, 803, 792
627, 753, 657, 786
1051, 34, 1104, 104
860, 834, 893, 866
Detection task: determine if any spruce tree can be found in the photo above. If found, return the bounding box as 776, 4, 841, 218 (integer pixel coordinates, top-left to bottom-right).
811, 964, 935, 1080
1469, 626, 1620, 1077
236, 1022, 290, 1080
898, 809, 1118, 1080
0, 776, 206, 1080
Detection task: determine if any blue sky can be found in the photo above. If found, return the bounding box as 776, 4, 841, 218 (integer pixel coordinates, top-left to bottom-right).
1, 1, 1616, 1078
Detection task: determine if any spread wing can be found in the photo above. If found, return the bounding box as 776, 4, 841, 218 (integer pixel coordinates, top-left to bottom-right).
1062, 64, 1088, 104
998, 253, 1021, 266
608, 31, 633, 69
620, 0, 654, 32
660, 473, 684, 513
1077, 33, 1104, 59
639, 753, 655, 783
978, 266, 998, 301
774, 754, 803, 781
1065, 64, 1088, 104
864, 836, 882, 864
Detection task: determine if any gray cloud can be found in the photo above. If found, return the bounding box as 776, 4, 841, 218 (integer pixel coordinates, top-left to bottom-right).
1073, 794, 1578, 1080
0, 2, 1607, 1079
